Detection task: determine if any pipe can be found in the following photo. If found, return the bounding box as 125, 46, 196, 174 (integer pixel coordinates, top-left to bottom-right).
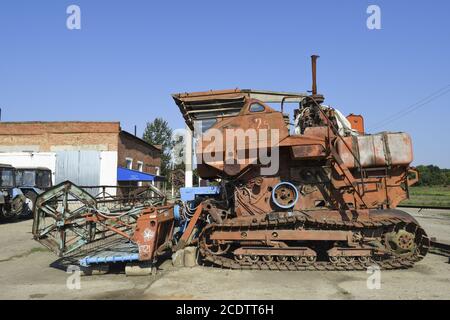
79, 253, 140, 267
311, 55, 319, 95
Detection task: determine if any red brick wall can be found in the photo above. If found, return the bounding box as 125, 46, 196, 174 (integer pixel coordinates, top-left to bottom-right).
117, 131, 161, 175
0, 122, 120, 151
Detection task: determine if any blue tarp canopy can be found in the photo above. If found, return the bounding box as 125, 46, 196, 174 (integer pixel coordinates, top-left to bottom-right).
117, 167, 158, 182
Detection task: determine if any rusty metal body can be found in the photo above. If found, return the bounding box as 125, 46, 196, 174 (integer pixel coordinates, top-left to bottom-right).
33, 56, 430, 273
193, 97, 417, 212
32, 181, 177, 268
172, 56, 430, 270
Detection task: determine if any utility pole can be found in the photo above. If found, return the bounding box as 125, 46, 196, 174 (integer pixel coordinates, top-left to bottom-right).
184, 125, 193, 188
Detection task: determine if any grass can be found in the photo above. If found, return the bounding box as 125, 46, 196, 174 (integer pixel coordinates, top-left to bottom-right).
403, 186, 450, 207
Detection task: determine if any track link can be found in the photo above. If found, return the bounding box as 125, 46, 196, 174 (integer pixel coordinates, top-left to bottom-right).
199, 211, 430, 271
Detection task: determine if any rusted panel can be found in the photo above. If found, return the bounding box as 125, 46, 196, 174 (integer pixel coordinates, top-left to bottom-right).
234, 247, 316, 257
386, 133, 414, 165
336, 133, 413, 169
132, 206, 175, 261
301, 126, 329, 137
327, 247, 373, 257
197, 99, 290, 178
346, 114, 365, 134
291, 145, 326, 159
210, 230, 352, 241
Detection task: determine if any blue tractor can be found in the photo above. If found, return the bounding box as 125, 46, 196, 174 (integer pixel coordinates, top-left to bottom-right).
0, 164, 25, 220
15, 167, 53, 217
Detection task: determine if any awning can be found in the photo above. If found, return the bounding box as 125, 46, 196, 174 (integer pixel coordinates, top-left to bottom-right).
172, 88, 309, 130
117, 167, 164, 182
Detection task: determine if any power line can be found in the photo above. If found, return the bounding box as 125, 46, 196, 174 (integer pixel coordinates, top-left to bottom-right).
370, 84, 450, 127
368, 84, 450, 131
372, 87, 450, 131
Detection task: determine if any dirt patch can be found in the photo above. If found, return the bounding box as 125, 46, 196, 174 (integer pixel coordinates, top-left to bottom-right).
0, 247, 50, 263
1, 216, 450, 300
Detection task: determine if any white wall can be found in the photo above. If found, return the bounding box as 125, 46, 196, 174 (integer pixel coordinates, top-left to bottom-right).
0, 153, 57, 184
99, 151, 118, 196
0, 151, 118, 195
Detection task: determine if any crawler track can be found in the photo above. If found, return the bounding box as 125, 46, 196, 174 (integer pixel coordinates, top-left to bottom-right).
199, 211, 430, 271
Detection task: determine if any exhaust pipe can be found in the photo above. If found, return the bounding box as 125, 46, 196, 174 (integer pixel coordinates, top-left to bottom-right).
311, 55, 319, 95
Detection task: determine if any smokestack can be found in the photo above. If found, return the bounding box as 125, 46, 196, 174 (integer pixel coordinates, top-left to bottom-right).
311, 55, 319, 95
134, 125, 137, 136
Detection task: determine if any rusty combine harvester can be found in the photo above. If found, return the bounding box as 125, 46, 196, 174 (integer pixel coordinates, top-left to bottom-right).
32, 56, 430, 273
172, 55, 430, 271
32, 181, 177, 274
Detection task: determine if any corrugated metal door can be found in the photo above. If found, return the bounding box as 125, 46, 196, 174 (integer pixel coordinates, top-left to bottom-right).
55, 151, 101, 189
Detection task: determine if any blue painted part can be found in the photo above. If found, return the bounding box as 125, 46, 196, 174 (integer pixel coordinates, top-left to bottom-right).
117, 167, 156, 182
182, 220, 189, 233
12, 188, 23, 198
180, 186, 221, 202
19, 187, 45, 195
79, 253, 140, 267
174, 205, 181, 221
272, 182, 299, 209
32, 187, 45, 195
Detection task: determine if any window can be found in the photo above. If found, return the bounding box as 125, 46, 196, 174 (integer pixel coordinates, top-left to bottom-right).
194, 119, 217, 133
137, 162, 144, 187
249, 103, 265, 113
0, 168, 15, 188
126, 158, 133, 170
16, 170, 36, 187
36, 171, 52, 188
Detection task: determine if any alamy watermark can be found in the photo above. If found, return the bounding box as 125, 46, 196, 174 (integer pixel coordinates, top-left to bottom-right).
366, 265, 381, 290
66, 265, 81, 290
171, 121, 281, 176
66, 5, 81, 30
198, 127, 280, 176
367, 5, 381, 30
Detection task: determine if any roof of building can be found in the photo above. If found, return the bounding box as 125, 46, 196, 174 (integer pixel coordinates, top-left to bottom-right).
119, 130, 162, 152
0, 121, 162, 153
14, 167, 52, 171
117, 167, 166, 182
172, 88, 308, 130
0, 121, 121, 134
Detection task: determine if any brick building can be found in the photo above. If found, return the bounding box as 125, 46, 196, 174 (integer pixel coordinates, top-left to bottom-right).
0, 121, 162, 193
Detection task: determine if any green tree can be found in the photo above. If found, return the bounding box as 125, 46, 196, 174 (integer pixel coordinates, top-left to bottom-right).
416, 165, 449, 186
142, 118, 174, 177
445, 170, 450, 187
172, 131, 185, 171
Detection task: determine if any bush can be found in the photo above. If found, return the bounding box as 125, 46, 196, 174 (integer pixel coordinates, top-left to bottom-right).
415, 165, 450, 186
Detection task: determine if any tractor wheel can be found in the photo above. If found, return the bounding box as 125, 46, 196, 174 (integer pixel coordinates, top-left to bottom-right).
21, 191, 37, 219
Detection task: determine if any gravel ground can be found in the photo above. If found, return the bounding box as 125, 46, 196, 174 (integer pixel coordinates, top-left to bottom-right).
0, 208, 449, 300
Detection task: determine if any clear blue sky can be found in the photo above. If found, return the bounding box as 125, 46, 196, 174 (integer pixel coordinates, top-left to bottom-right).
0, 0, 449, 167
